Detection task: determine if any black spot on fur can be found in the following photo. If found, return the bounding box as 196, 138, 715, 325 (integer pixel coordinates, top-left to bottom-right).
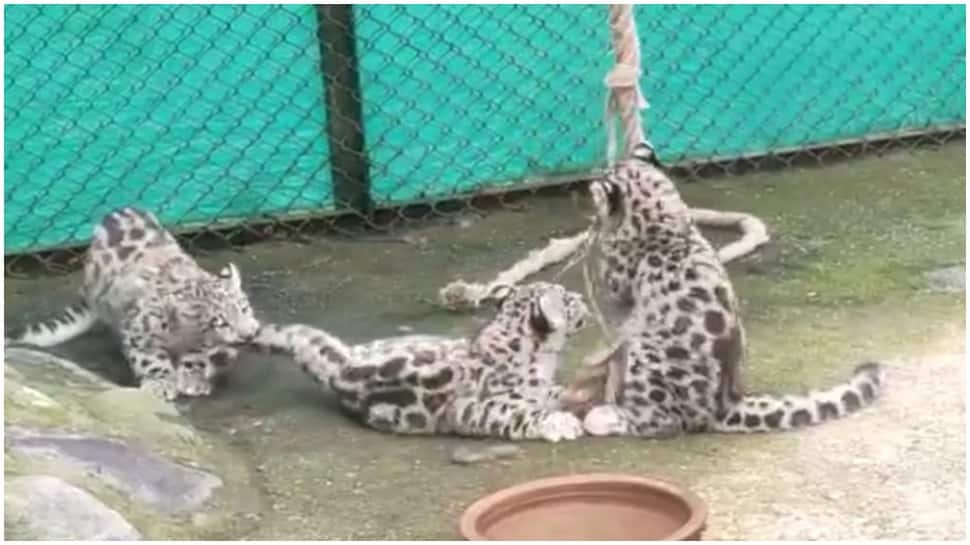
667, 280, 682, 292
743, 413, 762, 428
764, 409, 784, 428
860, 382, 875, 402
854, 362, 882, 385
704, 311, 726, 335
320, 346, 347, 365
725, 412, 741, 426
459, 403, 475, 424
380, 357, 407, 377
690, 333, 705, 349
690, 379, 708, 394
714, 285, 732, 309
405, 412, 428, 429
342, 366, 378, 382
676, 298, 696, 312
422, 368, 454, 389
128, 228, 146, 241
691, 363, 709, 375
665, 347, 689, 360
367, 389, 417, 408
423, 393, 448, 413
648, 389, 667, 403
841, 390, 861, 412
817, 401, 839, 421
508, 338, 521, 352
115, 244, 135, 261
102, 213, 124, 246
711, 327, 742, 372
789, 409, 812, 427
688, 286, 712, 302
413, 350, 436, 366
647, 255, 662, 268
672, 316, 691, 335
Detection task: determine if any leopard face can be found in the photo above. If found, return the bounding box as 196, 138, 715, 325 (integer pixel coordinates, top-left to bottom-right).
487, 281, 589, 340
589, 142, 693, 309
589, 141, 691, 241
201, 263, 259, 345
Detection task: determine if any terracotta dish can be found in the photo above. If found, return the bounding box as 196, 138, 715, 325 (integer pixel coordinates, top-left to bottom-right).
459, 473, 707, 540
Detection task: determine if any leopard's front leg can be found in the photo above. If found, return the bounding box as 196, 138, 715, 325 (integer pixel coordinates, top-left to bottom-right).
176, 344, 239, 397
445, 392, 583, 442
120, 303, 179, 401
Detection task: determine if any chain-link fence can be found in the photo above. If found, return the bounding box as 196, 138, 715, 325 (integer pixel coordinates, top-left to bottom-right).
5, 4, 965, 273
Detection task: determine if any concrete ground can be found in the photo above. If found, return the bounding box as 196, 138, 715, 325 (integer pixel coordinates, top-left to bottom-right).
4, 141, 965, 539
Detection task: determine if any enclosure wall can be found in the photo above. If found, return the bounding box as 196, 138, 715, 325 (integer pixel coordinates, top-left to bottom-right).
4, 4, 965, 255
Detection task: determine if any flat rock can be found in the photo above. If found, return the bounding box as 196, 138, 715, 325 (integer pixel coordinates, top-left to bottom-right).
5, 475, 141, 540
924, 265, 965, 293
7, 426, 222, 513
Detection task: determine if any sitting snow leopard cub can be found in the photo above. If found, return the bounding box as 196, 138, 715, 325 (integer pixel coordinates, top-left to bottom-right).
250, 282, 589, 442
5, 207, 260, 400
577, 141, 885, 437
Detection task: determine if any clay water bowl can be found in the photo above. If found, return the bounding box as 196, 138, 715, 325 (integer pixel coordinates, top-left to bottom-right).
459, 473, 707, 540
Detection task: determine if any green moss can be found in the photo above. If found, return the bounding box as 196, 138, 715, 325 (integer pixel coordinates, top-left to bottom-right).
4, 143, 965, 539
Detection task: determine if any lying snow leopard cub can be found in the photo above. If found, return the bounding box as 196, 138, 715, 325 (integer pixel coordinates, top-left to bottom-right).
5, 207, 260, 400
250, 282, 589, 442
575, 141, 885, 437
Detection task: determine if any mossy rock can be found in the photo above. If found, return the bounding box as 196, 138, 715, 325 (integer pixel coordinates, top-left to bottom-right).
3, 348, 262, 539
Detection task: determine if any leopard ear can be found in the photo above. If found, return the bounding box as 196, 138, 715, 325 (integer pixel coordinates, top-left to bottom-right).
219, 262, 242, 290
530, 290, 567, 336
486, 283, 515, 307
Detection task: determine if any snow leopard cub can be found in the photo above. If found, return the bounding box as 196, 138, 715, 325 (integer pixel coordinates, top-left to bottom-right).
6, 207, 260, 400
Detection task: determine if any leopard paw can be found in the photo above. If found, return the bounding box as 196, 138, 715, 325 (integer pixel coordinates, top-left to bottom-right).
139, 375, 179, 402
583, 405, 628, 436
538, 410, 584, 443
176, 363, 213, 397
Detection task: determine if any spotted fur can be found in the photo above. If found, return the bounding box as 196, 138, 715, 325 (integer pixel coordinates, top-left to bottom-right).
577, 142, 885, 437
249, 282, 589, 442
5, 207, 260, 400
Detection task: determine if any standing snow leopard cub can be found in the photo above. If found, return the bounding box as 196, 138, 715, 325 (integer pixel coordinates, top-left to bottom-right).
5, 207, 260, 400
575, 141, 885, 437
250, 282, 589, 442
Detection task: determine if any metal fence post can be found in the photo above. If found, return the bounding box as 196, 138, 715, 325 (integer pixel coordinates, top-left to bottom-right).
316, 5, 372, 214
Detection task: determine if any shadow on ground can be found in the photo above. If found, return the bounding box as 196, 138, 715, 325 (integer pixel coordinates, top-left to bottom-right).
4, 142, 965, 539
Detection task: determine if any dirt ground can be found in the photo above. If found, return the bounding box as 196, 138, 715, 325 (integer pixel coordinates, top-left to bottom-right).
4, 141, 965, 539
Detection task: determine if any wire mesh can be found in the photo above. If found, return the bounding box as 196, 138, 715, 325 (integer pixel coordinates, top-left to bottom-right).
4, 4, 965, 274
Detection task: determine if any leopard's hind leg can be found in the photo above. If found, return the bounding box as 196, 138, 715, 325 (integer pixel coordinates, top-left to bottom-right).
583, 401, 682, 439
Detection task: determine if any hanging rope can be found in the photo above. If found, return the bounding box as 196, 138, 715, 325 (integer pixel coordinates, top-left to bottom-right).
437, 4, 770, 311
604, 4, 648, 165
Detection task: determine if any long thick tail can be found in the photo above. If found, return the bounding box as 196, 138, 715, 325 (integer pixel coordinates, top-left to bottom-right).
246, 322, 354, 385
713, 362, 886, 433
5, 301, 98, 347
